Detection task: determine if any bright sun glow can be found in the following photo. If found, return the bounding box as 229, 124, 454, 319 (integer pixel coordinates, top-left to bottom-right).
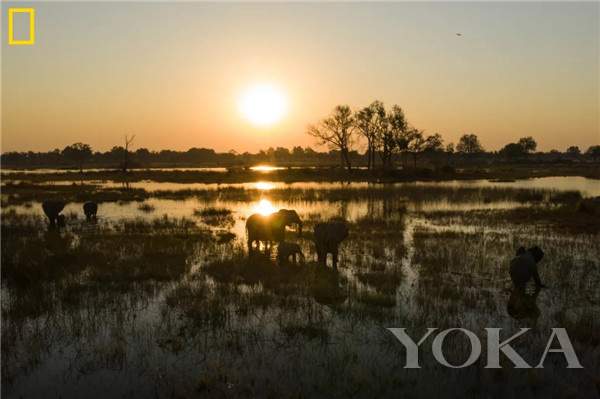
238, 84, 288, 126
253, 199, 278, 216
254, 181, 275, 191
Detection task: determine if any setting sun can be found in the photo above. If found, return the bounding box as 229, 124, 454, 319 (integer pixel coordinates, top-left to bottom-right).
238, 84, 288, 127
252, 199, 278, 216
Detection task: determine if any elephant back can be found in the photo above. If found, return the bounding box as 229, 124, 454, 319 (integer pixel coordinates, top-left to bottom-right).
314, 221, 349, 245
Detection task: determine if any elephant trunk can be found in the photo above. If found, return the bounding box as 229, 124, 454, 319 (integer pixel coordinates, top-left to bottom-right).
298, 222, 303, 238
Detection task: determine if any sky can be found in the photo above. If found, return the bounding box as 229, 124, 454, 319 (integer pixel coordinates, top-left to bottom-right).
1, 1, 599, 153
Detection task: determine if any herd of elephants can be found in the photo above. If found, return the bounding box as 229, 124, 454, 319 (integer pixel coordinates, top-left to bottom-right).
41, 199, 546, 300
40, 200, 349, 268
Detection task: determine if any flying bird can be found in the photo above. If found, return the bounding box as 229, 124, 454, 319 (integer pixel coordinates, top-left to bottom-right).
456, 33, 462, 36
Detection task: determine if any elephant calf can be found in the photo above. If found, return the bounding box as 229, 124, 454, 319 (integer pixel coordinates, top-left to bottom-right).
83, 201, 98, 220
42, 200, 66, 228
277, 242, 304, 266
314, 221, 349, 268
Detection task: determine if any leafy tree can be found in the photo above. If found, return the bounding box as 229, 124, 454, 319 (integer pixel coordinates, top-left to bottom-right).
406, 132, 444, 168
518, 136, 537, 153
307, 105, 355, 171
406, 129, 424, 168
445, 142, 454, 165
586, 145, 600, 161
499, 142, 525, 159
386, 105, 411, 169
355, 101, 380, 170
423, 133, 444, 152
456, 134, 484, 154
566, 146, 581, 157
61, 143, 92, 172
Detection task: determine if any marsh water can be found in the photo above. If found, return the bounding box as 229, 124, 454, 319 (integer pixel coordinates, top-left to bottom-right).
2, 176, 599, 398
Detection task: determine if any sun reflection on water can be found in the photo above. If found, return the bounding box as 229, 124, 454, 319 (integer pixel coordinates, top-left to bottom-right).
250, 165, 285, 173
255, 181, 275, 190
252, 199, 278, 216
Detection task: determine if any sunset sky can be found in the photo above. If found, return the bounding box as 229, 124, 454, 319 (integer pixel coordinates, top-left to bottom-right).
2, 2, 598, 153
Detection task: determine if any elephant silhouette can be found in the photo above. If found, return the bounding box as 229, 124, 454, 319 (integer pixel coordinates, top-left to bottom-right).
83, 201, 98, 220
509, 246, 546, 291
313, 220, 349, 268
41, 200, 66, 228
246, 209, 302, 252
276, 241, 305, 266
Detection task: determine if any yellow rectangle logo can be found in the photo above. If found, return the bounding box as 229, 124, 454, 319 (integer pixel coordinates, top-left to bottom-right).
8, 8, 35, 45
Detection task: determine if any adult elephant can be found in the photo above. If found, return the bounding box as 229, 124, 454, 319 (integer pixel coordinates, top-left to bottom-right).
42, 200, 66, 227
83, 201, 98, 220
314, 220, 349, 268
246, 209, 302, 252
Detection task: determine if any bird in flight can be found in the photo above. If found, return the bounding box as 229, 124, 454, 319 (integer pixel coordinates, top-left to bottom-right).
456, 33, 462, 36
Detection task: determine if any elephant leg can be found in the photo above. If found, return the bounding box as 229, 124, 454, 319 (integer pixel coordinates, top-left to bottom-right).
247, 238, 253, 252
320, 252, 327, 267
332, 247, 339, 269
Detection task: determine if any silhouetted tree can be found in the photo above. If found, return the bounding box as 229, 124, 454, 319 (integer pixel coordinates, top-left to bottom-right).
500, 142, 526, 160
518, 136, 537, 153
586, 145, 600, 161
456, 134, 484, 154
445, 143, 455, 165
424, 133, 444, 152
377, 105, 410, 169
307, 105, 355, 171
407, 132, 443, 168
406, 129, 424, 168
61, 143, 92, 172
354, 101, 380, 170
566, 146, 581, 158
123, 134, 135, 172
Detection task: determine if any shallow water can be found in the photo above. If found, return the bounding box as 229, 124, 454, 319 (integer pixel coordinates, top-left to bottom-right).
2, 178, 599, 398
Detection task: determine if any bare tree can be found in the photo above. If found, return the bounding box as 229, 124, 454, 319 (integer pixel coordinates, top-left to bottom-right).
307, 105, 355, 171
123, 134, 135, 172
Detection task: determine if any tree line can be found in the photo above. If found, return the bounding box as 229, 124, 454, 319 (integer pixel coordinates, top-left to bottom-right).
306, 102, 600, 171
2, 105, 599, 170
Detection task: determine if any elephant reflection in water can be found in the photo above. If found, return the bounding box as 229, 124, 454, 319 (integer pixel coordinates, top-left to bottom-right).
313, 220, 349, 268
246, 209, 302, 252
506, 288, 541, 320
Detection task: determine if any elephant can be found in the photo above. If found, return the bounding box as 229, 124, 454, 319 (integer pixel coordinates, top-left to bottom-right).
277, 241, 305, 266
509, 246, 546, 291
313, 221, 349, 268
41, 200, 66, 228
83, 201, 98, 220
246, 209, 302, 252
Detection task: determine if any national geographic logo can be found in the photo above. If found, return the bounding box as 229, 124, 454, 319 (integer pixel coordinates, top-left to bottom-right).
8, 7, 35, 45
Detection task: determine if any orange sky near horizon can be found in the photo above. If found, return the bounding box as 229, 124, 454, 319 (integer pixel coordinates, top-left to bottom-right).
1, 2, 598, 153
